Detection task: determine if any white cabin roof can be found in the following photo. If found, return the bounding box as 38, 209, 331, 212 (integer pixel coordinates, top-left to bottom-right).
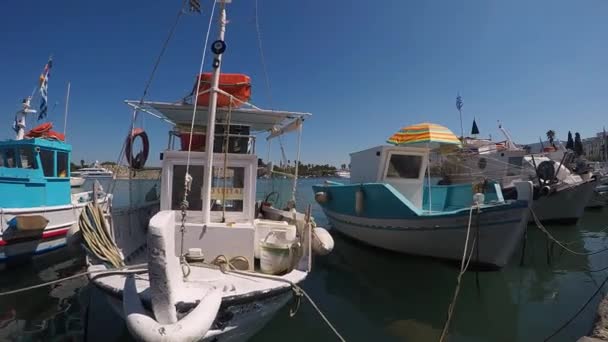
126, 100, 311, 133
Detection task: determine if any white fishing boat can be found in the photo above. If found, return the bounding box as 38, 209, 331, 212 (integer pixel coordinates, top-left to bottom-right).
335, 169, 351, 179
446, 126, 596, 224
82, 2, 335, 340
70, 176, 85, 187
72, 161, 114, 179
314, 123, 534, 268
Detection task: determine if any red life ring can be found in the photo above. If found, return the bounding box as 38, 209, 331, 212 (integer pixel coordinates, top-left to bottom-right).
125, 128, 150, 170
26, 122, 53, 137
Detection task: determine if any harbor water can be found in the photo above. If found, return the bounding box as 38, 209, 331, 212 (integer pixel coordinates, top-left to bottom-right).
1, 178, 608, 341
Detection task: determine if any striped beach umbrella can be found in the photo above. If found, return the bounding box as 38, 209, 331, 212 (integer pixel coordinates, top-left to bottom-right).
387, 122, 462, 147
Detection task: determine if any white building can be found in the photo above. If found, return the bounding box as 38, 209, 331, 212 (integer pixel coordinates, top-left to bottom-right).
582, 132, 607, 161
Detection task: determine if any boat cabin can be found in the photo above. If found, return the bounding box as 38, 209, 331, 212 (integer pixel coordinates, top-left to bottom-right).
350, 145, 505, 212
350, 145, 430, 209
0, 138, 71, 208
129, 101, 310, 268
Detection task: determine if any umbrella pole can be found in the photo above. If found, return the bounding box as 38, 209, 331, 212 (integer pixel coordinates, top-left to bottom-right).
427, 142, 432, 213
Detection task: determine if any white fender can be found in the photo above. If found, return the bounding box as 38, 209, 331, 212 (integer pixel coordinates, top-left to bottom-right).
312, 227, 334, 256
514, 181, 534, 208
123, 275, 222, 342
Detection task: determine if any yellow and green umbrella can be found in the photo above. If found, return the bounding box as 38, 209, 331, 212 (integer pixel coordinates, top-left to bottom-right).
387, 122, 462, 147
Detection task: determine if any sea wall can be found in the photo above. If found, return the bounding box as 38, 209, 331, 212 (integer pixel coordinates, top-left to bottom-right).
579, 295, 608, 342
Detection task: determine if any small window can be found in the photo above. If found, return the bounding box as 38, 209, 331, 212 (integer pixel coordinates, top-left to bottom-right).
19, 148, 37, 169
172, 165, 204, 211
40, 149, 55, 177
386, 154, 422, 179
4, 149, 15, 168
211, 166, 245, 212
507, 157, 523, 176
57, 152, 68, 177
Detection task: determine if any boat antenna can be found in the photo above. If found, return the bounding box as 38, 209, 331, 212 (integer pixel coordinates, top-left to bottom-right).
63, 81, 71, 137
201, 0, 229, 224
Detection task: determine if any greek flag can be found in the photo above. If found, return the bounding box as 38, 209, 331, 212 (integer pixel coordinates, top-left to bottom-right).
189, 0, 201, 13
456, 94, 463, 112
38, 58, 53, 120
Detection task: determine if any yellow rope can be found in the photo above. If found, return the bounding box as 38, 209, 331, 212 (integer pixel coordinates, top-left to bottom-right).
79, 203, 125, 268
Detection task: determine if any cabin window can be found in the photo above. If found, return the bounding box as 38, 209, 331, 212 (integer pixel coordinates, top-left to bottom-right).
386, 154, 422, 179
57, 152, 68, 177
171, 165, 204, 211
19, 148, 37, 169
40, 149, 55, 177
210, 166, 245, 212
507, 157, 523, 176
3, 149, 16, 168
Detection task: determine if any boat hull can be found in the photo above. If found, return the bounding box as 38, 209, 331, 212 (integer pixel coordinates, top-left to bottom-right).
321, 205, 529, 268
530, 180, 596, 223
0, 197, 108, 262
96, 284, 295, 342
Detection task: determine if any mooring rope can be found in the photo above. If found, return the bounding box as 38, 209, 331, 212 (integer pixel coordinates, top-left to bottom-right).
439, 205, 478, 342
531, 209, 608, 256
543, 274, 608, 341
0, 264, 147, 297
190, 258, 346, 341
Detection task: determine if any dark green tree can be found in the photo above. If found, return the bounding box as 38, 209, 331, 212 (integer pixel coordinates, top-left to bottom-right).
566, 131, 574, 150
574, 132, 584, 156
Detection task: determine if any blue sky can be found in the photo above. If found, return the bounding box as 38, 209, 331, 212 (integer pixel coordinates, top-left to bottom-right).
1, 0, 608, 167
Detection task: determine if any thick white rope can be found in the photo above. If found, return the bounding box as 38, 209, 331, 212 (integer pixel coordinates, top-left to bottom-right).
439, 205, 478, 342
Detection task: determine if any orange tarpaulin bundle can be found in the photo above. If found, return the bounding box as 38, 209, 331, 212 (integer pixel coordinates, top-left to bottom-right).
194, 73, 251, 108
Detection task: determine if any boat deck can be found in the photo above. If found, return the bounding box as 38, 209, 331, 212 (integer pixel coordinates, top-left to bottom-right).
90, 261, 307, 305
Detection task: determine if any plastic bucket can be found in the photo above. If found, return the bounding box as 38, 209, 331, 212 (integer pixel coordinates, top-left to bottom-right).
254, 220, 296, 258
259, 231, 293, 275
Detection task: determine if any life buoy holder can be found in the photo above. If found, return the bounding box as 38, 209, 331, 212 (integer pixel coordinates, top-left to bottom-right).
125, 128, 149, 170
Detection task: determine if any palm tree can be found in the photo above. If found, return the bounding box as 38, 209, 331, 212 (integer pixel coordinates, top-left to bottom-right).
546, 130, 556, 148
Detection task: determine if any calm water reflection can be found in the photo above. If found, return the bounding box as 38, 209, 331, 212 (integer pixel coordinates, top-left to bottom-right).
1, 178, 608, 341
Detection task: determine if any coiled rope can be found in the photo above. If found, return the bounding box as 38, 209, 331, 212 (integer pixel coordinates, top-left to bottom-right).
79, 203, 125, 268
439, 205, 478, 342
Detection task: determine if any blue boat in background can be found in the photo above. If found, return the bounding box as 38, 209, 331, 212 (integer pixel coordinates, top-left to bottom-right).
313, 145, 533, 268
0, 99, 109, 264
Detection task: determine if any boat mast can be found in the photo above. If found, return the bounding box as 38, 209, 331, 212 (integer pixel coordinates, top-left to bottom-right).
63, 81, 71, 137
202, 1, 229, 223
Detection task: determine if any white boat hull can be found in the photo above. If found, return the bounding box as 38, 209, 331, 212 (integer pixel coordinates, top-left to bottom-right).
99, 284, 294, 342
531, 180, 596, 223
0, 194, 109, 261
70, 177, 85, 187
322, 205, 530, 268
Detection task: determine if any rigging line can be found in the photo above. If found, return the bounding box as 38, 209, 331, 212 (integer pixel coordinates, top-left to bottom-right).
140, 0, 188, 103
543, 274, 608, 341
185, 0, 218, 179
108, 0, 188, 195
254, 0, 273, 108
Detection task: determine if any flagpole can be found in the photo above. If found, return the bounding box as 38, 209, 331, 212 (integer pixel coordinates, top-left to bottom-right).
63, 82, 71, 137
